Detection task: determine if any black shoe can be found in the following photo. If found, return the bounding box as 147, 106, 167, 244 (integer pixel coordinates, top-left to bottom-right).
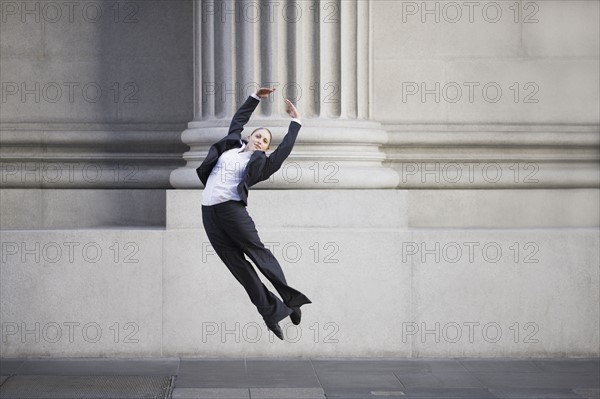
290, 306, 302, 325
267, 322, 284, 340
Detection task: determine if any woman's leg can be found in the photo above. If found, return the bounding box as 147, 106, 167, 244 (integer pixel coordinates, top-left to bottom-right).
202, 203, 293, 324
213, 202, 312, 310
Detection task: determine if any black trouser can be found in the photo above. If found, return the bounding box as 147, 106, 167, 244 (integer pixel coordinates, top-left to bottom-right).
202, 200, 311, 324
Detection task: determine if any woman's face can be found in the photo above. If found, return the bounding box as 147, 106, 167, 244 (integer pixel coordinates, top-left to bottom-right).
245, 129, 271, 152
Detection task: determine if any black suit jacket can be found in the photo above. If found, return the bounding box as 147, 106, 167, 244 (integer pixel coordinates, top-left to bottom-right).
196, 95, 301, 205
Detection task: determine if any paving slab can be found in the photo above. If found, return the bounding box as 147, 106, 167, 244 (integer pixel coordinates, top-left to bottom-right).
16, 357, 180, 376
322, 390, 406, 399
311, 359, 413, 373
489, 388, 585, 398
245, 360, 321, 388
177, 359, 320, 388
369, 391, 409, 398
392, 360, 468, 374
0, 359, 25, 375
0, 357, 598, 398
472, 371, 600, 389
311, 359, 465, 374
0, 375, 174, 399
400, 388, 497, 398
533, 359, 600, 374
573, 388, 600, 399
459, 359, 542, 373
172, 388, 250, 399
395, 371, 484, 389
316, 370, 405, 391
171, 387, 326, 399
249, 387, 325, 398
176, 360, 248, 388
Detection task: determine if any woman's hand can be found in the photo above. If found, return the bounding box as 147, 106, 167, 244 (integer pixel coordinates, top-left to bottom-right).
285, 99, 300, 119
256, 87, 275, 98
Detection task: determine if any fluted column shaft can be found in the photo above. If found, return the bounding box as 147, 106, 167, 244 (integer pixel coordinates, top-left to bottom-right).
170, 0, 398, 189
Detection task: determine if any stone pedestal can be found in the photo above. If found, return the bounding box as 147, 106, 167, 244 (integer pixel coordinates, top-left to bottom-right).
2, 189, 597, 357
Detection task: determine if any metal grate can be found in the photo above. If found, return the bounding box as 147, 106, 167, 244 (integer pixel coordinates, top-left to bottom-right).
0, 375, 174, 399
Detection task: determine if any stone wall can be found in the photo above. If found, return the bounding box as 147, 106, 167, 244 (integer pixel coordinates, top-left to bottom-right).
372, 0, 599, 189
0, 0, 193, 198
1, 0, 598, 357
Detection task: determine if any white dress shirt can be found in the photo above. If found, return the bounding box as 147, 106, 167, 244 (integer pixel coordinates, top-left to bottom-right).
201, 92, 302, 206
201, 142, 253, 206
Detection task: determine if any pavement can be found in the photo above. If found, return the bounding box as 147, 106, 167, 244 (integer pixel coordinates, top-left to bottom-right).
0, 357, 599, 399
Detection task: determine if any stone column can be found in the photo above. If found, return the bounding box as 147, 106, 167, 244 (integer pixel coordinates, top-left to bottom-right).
170, 0, 398, 189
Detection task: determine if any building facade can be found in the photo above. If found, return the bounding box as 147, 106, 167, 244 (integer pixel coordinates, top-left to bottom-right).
1, 0, 598, 357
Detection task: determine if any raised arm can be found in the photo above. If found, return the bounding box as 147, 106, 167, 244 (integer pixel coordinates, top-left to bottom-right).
260, 99, 302, 180
226, 96, 259, 140
226, 88, 276, 140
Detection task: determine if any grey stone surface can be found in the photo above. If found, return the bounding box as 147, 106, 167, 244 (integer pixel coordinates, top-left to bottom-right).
172, 388, 249, 399
249, 388, 325, 399
176, 360, 248, 388
522, 1, 600, 57
534, 359, 600, 374
368, 391, 408, 398
489, 388, 584, 398
459, 359, 542, 373
315, 371, 405, 391
0, 11, 43, 56
0, 189, 166, 229
0, 376, 7, 385
0, 230, 164, 357
384, 125, 600, 189
407, 190, 600, 228
472, 371, 600, 389
1, 0, 598, 201
0, 358, 598, 397
175, 360, 320, 389
0, 189, 42, 229
0, 2, 192, 124
374, 59, 446, 124
0, 0, 597, 369
0, 1, 192, 191
372, 0, 522, 59
162, 226, 413, 357
0, 359, 25, 375
312, 359, 430, 373
0, 375, 173, 398
41, 189, 166, 227
573, 388, 600, 399
325, 394, 406, 399
15, 358, 179, 376
167, 190, 408, 230
446, 60, 599, 124
3, 190, 599, 357
401, 388, 497, 398
169, 1, 401, 190
395, 372, 484, 389
171, 122, 400, 189
408, 229, 599, 357
0, 57, 120, 123
245, 360, 321, 388
372, 0, 599, 125
118, 56, 193, 122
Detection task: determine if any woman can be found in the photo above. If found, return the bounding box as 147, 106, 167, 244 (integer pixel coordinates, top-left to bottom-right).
197, 87, 311, 341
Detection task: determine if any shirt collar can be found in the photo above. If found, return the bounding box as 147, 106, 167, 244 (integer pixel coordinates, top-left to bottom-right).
238, 142, 250, 154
